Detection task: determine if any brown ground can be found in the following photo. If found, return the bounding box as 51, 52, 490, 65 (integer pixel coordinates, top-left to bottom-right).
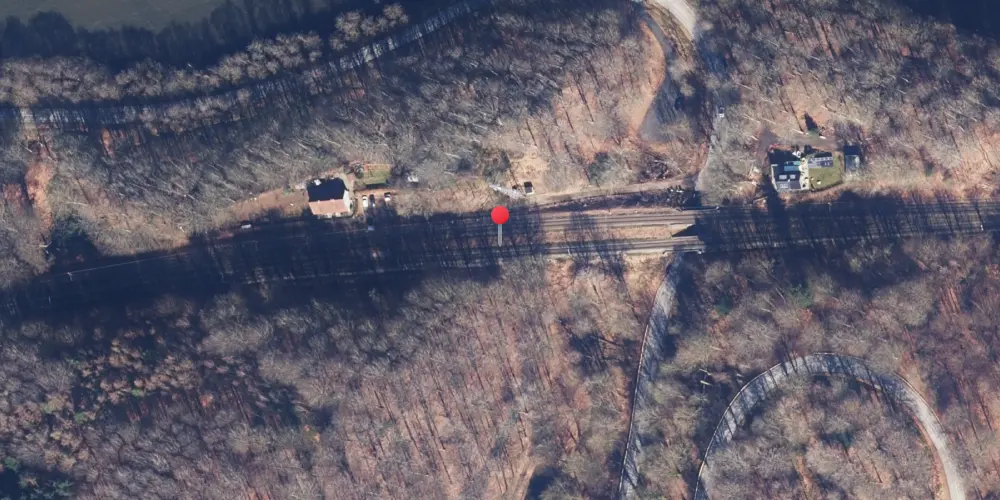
393, 178, 498, 216
224, 170, 353, 225
225, 187, 309, 224
25, 156, 54, 232
9, 6, 699, 274
215, 26, 687, 229
490, 14, 701, 199
333, 255, 666, 499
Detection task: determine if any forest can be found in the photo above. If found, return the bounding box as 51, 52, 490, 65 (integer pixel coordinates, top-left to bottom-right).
0, 2, 697, 497
706, 378, 934, 498
695, 0, 1000, 202
0, 0, 697, 279
634, 234, 1000, 497
0, 254, 665, 499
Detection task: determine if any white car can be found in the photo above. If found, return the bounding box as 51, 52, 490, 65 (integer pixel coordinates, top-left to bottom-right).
384, 192, 392, 202
362, 196, 370, 209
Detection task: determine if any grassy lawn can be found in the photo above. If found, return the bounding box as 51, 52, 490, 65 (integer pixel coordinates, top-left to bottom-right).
809, 154, 844, 190
357, 164, 391, 188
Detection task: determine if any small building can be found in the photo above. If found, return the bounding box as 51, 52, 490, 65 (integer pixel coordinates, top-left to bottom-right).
523, 181, 535, 195
307, 178, 353, 218
845, 154, 862, 172
771, 161, 805, 192
805, 152, 834, 169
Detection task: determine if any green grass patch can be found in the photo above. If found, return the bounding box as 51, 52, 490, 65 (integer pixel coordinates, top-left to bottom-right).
357, 164, 391, 188
788, 285, 814, 309
808, 154, 844, 191
714, 294, 734, 316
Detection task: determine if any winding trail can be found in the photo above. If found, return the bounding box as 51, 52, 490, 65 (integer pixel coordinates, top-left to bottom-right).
639, 0, 725, 196
694, 354, 967, 500
618, 255, 685, 498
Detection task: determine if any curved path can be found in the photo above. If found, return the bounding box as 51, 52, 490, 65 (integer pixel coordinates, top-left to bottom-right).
618, 255, 685, 498
694, 354, 966, 500
645, 0, 696, 40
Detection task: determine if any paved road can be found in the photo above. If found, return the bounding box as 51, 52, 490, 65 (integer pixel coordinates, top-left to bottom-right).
618, 255, 686, 498
694, 354, 966, 500
646, 0, 696, 39
612, 196, 996, 499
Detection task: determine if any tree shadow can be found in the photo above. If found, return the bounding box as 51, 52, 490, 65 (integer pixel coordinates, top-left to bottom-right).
696, 192, 1000, 257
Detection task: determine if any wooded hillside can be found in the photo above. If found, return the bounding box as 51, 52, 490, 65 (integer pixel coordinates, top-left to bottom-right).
637, 236, 1000, 497
0, 0, 697, 270
0, 256, 662, 499
697, 0, 1000, 200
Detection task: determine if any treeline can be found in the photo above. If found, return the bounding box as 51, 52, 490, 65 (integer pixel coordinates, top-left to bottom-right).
0, 0, 449, 69
0, 256, 647, 499
0, 1, 441, 111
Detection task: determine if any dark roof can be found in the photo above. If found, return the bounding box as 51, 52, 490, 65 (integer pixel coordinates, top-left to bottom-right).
809, 155, 834, 168
307, 178, 347, 202
771, 162, 801, 176
775, 178, 803, 191
772, 167, 804, 192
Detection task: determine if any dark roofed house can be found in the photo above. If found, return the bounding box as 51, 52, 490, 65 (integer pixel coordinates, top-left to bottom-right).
772, 162, 805, 192
307, 178, 353, 218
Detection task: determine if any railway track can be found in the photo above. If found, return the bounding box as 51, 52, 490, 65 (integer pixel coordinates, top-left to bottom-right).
0, 209, 699, 319
7, 198, 1000, 321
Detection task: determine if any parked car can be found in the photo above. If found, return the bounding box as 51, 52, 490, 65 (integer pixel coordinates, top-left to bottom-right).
369, 194, 376, 206
717, 105, 725, 118
362, 196, 370, 209
384, 192, 392, 202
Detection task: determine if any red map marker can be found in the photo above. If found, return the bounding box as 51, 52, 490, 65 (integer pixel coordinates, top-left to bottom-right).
491, 206, 509, 246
